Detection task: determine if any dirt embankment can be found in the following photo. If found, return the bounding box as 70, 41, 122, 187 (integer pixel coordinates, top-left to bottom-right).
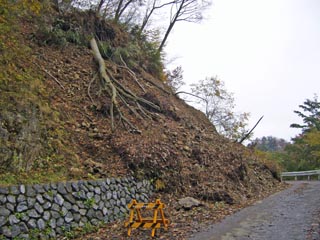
12, 12, 282, 204
1, 11, 284, 239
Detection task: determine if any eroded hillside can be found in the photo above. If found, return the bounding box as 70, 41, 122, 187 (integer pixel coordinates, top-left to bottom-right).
0, 7, 281, 208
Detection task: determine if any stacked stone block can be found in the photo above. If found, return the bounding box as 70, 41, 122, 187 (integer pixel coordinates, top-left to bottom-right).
0, 177, 153, 239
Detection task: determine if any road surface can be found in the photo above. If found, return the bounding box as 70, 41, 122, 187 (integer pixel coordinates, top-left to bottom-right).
189, 181, 320, 240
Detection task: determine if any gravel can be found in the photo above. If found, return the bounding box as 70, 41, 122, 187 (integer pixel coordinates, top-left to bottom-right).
189, 181, 320, 240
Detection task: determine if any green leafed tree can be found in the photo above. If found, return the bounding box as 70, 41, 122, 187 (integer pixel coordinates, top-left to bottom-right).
290, 94, 320, 132
284, 94, 320, 170
190, 77, 249, 141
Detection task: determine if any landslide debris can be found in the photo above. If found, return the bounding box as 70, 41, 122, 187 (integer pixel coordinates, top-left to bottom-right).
1, 7, 281, 221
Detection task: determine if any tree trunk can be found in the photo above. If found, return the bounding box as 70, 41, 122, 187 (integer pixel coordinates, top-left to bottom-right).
158, 0, 184, 53
97, 0, 105, 15
90, 38, 118, 130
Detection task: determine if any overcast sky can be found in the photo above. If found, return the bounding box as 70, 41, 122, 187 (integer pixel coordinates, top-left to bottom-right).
165, 0, 320, 141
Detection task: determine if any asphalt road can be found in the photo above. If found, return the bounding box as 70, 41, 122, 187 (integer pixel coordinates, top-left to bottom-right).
189, 181, 320, 240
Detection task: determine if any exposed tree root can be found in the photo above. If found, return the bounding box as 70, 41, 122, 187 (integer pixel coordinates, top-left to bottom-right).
90, 38, 160, 132
118, 54, 146, 93
87, 74, 97, 104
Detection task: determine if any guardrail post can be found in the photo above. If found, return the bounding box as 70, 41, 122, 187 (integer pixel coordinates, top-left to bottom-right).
294, 176, 297, 181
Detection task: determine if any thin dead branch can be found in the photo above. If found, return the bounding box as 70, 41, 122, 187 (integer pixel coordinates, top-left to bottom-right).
143, 76, 171, 95
35, 62, 65, 89
118, 54, 146, 93
238, 116, 264, 144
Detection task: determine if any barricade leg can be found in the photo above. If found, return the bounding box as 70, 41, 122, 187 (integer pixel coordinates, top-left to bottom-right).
127, 209, 134, 236
151, 208, 158, 237
125, 199, 169, 238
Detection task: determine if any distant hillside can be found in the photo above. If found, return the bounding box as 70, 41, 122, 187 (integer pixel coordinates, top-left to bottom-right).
0, 4, 281, 205
251, 136, 289, 152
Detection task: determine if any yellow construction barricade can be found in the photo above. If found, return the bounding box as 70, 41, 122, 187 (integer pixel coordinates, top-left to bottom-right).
124, 199, 169, 237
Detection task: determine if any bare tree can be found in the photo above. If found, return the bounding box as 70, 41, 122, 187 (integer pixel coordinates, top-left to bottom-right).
58, 0, 137, 20
50, 0, 74, 12
138, 0, 175, 36
114, 0, 138, 23
158, 0, 210, 53
166, 65, 184, 92
97, 0, 106, 14
191, 77, 249, 140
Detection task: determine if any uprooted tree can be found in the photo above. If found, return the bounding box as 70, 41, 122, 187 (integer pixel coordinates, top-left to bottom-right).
89, 38, 161, 132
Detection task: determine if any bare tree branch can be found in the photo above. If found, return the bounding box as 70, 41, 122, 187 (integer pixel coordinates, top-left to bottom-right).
238, 116, 264, 144
158, 0, 210, 53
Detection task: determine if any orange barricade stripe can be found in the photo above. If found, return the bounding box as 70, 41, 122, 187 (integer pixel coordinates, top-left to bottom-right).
124, 199, 169, 237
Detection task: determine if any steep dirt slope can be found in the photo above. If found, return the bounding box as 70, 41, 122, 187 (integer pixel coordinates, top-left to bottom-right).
0, 10, 286, 239
1, 10, 281, 207
31, 30, 279, 204
30, 42, 283, 239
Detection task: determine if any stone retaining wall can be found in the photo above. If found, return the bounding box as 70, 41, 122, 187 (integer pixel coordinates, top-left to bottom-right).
0, 177, 153, 239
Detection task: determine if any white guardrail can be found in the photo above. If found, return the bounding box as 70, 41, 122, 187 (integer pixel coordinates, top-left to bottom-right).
280, 170, 320, 181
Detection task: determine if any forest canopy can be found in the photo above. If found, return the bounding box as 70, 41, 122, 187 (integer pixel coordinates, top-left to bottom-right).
253, 95, 320, 171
